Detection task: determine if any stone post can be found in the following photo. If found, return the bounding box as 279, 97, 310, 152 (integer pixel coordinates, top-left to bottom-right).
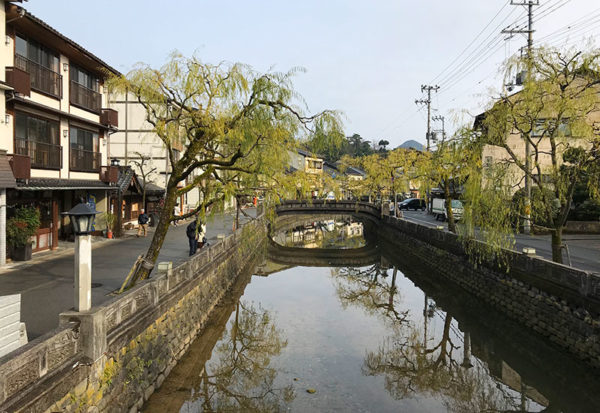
75, 234, 92, 311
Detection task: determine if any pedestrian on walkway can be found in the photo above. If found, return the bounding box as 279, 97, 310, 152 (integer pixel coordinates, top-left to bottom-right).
173, 204, 180, 226
137, 209, 149, 237
186, 219, 199, 256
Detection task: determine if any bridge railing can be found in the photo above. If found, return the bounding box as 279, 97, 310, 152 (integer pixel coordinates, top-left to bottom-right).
275, 200, 381, 218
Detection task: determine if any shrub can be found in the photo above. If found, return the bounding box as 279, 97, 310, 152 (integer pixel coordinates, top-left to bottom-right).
7, 207, 41, 247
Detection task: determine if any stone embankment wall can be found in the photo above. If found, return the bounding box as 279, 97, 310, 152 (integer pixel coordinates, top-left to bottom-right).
379, 215, 600, 368
0, 217, 266, 413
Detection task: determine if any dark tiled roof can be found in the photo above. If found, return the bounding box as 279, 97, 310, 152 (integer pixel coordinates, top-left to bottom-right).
21, 9, 121, 76
0, 152, 17, 189
117, 167, 135, 192
16, 178, 112, 191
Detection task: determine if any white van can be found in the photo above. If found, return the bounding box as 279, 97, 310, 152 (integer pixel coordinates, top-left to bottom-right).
431, 198, 463, 221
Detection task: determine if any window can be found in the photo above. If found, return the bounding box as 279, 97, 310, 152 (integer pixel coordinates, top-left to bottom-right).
69, 65, 101, 113
14, 35, 61, 97
484, 156, 493, 168
70, 126, 100, 172
14, 112, 61, 169
70, 127, 99, 153
532, 119, 571, 137
15, 35, 59, 72
70, 65, 99, 91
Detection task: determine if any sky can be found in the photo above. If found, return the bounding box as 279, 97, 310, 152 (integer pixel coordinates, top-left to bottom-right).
23, 0, 600, 148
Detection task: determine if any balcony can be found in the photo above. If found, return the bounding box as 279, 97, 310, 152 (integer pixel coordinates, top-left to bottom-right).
100, 166, 119, 183
5, 66, 31, 96
8, 153, 31, 180
14, 54, 62, 99
70, 81, 101, 114
70, 148, 101, 173
100, 108, 118, 127
14, 139, 61, 170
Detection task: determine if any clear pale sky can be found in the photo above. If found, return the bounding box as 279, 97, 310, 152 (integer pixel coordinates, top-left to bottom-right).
24, 0, 600, 148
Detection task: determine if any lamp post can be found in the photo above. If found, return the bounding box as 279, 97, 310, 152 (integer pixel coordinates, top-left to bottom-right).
62, 203, 98, 311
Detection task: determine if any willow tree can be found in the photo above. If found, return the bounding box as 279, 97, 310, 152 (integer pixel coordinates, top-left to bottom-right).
418, 132, 479, 233
111, 54, 342, 281
340, 148, 422, 214
479, 48, 600, 263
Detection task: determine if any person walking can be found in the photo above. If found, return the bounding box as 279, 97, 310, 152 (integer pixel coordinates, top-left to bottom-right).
186, 219, 199, 256
173, 204, 180, 226
137, 209, 149, 237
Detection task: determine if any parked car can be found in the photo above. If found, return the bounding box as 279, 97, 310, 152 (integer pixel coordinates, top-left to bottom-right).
398, 198, 426, 211
432, 198, 464, 221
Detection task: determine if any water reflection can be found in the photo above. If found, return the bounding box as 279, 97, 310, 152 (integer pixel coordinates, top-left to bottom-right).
271, 218, 365, 249
145, 240, 600, 412
333, 263, 548, 412
191, 301, 294, 412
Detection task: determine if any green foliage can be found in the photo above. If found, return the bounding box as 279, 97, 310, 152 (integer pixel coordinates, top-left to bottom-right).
109, 52, 343, 280
476, 47, 600, 262
7, 207, 40, 247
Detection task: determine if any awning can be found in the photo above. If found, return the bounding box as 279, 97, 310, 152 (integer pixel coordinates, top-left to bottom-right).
16, 178, 113, 191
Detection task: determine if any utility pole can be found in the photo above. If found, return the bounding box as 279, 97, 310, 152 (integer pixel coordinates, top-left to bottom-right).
432, 115, 446, 143
502, 0, 538, 235
415, 84, 439, 152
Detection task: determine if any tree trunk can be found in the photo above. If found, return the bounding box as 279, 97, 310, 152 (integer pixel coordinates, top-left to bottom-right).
551, 227, 563, 264
142, 177, 146, 211
136, 183, 178, 280
443, 181, 456, 233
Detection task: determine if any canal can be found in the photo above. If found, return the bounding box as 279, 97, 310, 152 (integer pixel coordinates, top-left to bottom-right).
144, 218, 600, 412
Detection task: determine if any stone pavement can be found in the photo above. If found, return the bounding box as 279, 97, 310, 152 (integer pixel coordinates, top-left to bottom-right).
0, 208, 256, 340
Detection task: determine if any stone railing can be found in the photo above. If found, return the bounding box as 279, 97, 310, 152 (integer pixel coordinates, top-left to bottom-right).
0, 322, 80, 407
0, 216, 267, 413
275, 200, 382, 221
381, 215, 600, 311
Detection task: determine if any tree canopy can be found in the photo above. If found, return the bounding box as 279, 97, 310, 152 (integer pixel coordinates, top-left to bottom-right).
110, 53, 343, 282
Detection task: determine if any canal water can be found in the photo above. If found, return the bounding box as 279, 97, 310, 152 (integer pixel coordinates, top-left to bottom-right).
144, 219, 600, 413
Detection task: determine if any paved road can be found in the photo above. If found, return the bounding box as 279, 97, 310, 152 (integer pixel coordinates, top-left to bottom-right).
398, 210, 600, 273
0, 209, 255, 340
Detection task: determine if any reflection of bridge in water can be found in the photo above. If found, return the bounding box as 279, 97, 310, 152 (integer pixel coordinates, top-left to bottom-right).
266, 239, 380, 267
269, 201, 381, 267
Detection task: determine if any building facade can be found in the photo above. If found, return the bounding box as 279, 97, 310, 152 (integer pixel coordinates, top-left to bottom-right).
0, 1, 120, 258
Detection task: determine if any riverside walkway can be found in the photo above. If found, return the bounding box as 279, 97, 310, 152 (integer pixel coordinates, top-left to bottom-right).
0, 209, 255, 340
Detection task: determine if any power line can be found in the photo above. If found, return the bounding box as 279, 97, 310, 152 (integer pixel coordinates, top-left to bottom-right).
430, 0, 510, 84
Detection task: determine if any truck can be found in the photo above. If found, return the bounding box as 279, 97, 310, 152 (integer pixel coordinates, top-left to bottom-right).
431, 198, 463, 222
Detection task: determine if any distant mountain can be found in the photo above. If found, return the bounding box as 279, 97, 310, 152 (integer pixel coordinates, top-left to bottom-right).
398, 140, 424, 151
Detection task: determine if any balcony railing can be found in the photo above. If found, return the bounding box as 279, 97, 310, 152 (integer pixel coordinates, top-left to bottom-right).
70, 148, 101, 172
70, 81, 101, 114
14, 54, 62, 98
14, 138, 62, 170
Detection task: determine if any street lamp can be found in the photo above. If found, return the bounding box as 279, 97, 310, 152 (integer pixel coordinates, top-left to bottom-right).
63, 203, 99, 311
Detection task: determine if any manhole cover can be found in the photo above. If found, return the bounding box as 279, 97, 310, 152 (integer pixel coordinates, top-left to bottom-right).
91, 283, 102, 288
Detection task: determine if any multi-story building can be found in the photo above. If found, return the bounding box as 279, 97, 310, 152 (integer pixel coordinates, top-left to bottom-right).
108, 93, 199, 217
0, 1, 120, 258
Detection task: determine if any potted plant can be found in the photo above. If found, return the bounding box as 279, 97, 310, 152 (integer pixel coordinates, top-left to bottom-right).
103, 211, 116, 239
7, 207, 40, 261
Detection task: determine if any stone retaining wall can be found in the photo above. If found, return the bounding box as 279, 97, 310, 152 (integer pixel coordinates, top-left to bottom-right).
379, 215, 600, 368
0, 216, 266, 413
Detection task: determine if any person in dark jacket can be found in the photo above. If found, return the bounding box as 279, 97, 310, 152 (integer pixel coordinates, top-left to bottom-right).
137, 209, 149, 237
186, 219, 199, 256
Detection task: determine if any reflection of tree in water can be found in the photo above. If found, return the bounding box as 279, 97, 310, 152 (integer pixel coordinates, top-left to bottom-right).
191, 301, 294, 412
332, 264, 408, 323
363, 316, 539, 412
332, 264, 546, 412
